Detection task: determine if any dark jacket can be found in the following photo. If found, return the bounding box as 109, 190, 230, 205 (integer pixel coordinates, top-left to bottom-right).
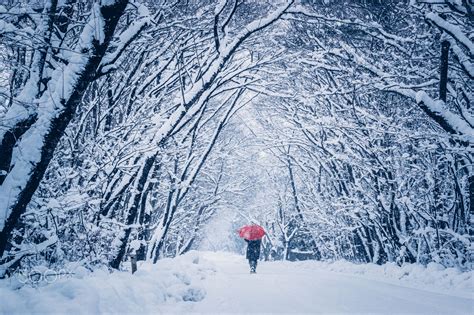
245, 239, 261, 261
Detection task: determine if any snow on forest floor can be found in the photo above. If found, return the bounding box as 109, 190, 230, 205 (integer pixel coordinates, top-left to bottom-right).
0, 251, 473, 314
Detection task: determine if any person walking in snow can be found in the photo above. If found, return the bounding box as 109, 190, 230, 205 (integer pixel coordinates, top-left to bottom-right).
238, 224, 265, 273
245, 238, 261, 273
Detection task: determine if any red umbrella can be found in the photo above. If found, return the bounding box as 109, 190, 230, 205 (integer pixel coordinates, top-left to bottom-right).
238, 224, 265, 240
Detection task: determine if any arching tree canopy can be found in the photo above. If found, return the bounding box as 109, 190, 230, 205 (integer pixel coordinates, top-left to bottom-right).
0, 0, 472, 276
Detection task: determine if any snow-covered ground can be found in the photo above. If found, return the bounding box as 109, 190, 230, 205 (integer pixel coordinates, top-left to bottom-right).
191, 252, 473, 314
0, 251, 472, 314
0, 252, 212, 314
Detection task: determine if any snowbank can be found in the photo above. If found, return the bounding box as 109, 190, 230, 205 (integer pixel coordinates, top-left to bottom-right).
0, 251, 215, 315
292, 259, 473, 299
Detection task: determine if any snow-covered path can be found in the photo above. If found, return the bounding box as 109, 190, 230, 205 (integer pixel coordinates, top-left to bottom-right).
190, 252, 473, 314
1, 251, 472, 314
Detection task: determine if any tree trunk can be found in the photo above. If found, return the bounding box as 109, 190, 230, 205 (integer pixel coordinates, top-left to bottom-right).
109, 154, 156, 269
439, 40, 450, 102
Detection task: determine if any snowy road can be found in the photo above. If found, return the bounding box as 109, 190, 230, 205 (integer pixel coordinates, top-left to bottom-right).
190, 252, 473, 314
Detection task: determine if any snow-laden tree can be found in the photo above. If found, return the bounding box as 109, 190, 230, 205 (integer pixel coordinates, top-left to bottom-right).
0, 0, 146, 268
0, 0, 296, 274
238, 0, 473, 267
1, 0, 471, 278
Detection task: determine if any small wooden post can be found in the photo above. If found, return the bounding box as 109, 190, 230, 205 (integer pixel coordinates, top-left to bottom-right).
130, 253, 137, 274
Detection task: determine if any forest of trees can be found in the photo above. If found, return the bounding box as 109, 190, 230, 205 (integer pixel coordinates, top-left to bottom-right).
0, 0, 472, 278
